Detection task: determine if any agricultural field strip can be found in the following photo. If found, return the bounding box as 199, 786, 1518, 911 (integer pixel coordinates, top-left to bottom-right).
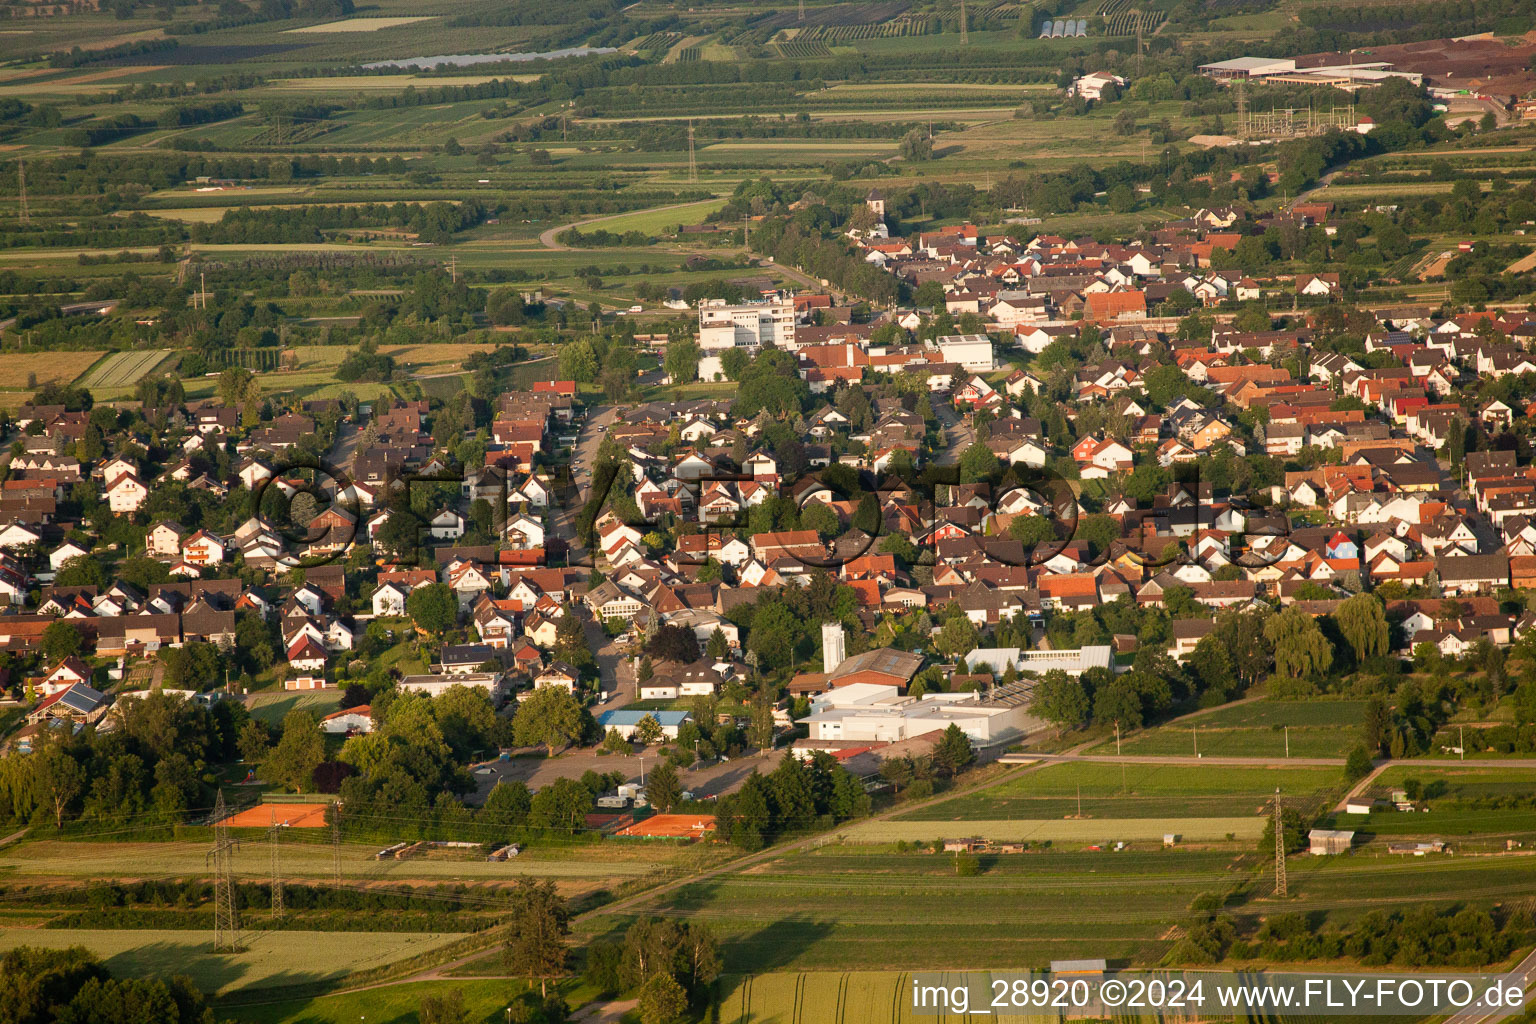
0, 928, 467, 996
0, 840, 660, 880
76, 349, 175, 389
836, 817, 1265, 842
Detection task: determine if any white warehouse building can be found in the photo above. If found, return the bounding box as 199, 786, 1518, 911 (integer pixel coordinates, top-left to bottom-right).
801, 681, 1042, 746
933, 334, 996, 372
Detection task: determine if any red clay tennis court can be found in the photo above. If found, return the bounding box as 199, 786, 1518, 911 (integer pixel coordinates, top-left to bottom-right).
615, 814, 717, 839
224, 803, 331, 828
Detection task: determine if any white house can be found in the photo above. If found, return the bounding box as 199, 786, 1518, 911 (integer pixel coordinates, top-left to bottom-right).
371, 581, 410, 617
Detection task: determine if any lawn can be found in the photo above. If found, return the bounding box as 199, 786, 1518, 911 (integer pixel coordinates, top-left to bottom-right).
0, 928, 467, 996
245, 689, 343, 725
896, 762, 1341, 821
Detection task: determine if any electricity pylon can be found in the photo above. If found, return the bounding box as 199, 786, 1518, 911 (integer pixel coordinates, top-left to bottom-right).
1273, 788, 1288, 897
207, 791, 243, 953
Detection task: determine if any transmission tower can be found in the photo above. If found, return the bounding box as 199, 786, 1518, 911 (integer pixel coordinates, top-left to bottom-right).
686, 119, 697, 183
1272, 788, 1288, 897
206, 791, 243, 953
16, 159, 27, 226
268, 813, 284, 924
959, 0, 968, 44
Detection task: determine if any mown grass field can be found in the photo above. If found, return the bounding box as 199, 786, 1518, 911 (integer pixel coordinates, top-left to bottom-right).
245, 688, 344, 725
896, 762, 1342, 821
0, 928, 467, 995
0, 349, 104, 388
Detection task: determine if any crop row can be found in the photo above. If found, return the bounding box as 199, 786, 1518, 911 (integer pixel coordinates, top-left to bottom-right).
632, 32, 680, 52
776, 40, 834, 57
1106, 9, 1165, 34
796, 19, 936, 40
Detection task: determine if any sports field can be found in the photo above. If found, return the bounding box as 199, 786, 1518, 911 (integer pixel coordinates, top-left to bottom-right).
0, 928, 466, 995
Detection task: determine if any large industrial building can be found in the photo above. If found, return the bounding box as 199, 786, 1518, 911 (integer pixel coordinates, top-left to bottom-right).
1198, 55, 1423, 87
801, 681, 1043, 745
697, 298, 796, 352
965, 645, 1114, 678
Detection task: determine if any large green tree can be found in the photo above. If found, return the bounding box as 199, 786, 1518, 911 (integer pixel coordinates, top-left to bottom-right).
264, 710, 325, 793
406, 583, 457, 636
512, 685, 584, 752
1264, 606, 1334, 681
1333, 593, 1389, 665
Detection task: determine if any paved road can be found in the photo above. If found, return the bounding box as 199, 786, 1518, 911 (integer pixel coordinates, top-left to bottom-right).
934, 400, 975, 466
1442, 946, 1536, 1023
549, 404, 618, 559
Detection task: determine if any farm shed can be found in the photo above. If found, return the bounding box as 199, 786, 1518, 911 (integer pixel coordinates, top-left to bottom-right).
1308, 828, 1355, 855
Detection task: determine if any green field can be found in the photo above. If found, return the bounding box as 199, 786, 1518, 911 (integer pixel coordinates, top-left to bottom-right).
1087, 701, 1368, 759
0, 928, 467, 995
896, 763, 1342, 821
1330, 764, 1536, 842
245, 689, 344, 725
599, 844, 1252, 972
838, 816, 1263, 843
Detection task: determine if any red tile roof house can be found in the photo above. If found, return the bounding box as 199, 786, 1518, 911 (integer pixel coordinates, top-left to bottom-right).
1084, 290, 1147, 323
